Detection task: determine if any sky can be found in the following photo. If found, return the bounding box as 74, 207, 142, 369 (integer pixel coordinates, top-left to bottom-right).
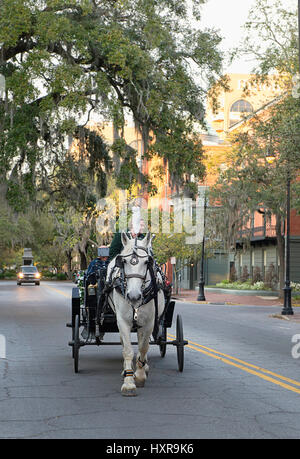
199, 0, 297, 73
199, 0, 261, 73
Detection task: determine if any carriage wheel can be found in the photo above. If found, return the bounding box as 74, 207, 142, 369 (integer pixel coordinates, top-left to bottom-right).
71, 326, 75, 358
176, 314, 184, 372
73, 315, 80, 373
159, 325, 167, 358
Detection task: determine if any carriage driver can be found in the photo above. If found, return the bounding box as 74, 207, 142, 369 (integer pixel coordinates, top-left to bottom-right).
86, 245, 109, 277
82, 246, 110, 339
108, 217, 146, 261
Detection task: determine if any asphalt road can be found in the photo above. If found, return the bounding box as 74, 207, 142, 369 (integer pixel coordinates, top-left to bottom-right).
0, 280, 300, 439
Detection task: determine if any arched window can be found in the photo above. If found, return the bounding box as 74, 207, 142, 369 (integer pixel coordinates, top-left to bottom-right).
230, 100, 253, 113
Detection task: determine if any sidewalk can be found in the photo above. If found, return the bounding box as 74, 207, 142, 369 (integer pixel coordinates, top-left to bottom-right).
172, 289, 300, 322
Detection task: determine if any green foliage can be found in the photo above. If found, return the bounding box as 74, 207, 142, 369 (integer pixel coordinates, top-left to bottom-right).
153, 232, 198, 266
216, 280, 271, 291
238, 0, 298, 76
0, 0, 224, 211
41, 270, 56, 278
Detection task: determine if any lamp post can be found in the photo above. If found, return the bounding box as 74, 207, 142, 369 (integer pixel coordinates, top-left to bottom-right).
197, 191, 207, 301
266, 142, 294, 315
281, 166, 294, 315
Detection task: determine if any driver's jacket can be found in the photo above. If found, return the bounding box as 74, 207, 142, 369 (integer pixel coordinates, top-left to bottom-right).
108, 232, 145, 261
86, 258, 108, 277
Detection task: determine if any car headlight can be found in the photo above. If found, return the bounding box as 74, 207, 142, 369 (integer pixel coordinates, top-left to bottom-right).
18, 273, 24, 278
34, 273, 40, 278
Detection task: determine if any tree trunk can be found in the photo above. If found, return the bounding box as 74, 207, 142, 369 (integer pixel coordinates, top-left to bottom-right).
79, 249, 87, 270
276, 215, 285, 299
66, 250, 72, 280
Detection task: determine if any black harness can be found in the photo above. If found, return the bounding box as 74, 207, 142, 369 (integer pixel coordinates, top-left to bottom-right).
103, 242, 162, 337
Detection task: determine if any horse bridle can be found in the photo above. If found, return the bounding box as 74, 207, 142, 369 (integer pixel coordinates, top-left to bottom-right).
115, 242, 153, 282
111, 240, 159, 335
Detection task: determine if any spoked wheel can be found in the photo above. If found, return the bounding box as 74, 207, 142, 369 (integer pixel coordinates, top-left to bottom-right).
71, 325, 75, 358
159, 325, 167, 358
176, 314, 185, 372
73, 315, 80, 373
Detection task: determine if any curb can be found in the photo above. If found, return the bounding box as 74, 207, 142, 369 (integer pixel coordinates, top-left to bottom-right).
173, 298, 251, 306
270, 314, 290, 321
200, 288, 279, 297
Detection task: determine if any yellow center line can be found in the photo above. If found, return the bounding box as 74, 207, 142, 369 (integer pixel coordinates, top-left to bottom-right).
44, 285, 72, 299
167, 333, 300, 395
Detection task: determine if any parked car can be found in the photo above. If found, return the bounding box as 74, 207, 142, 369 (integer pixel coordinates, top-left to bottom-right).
17, 266, 41, 286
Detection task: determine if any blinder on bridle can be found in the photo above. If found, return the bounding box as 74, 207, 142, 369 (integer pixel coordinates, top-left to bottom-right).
114, 243, 153, 280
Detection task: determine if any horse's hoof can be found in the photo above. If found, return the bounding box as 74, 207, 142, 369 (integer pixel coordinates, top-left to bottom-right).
121, 388, 137, 397
135, 379, 145, 388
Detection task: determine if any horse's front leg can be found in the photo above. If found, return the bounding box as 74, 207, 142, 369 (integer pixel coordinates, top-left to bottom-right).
117, 319, 137, 396
135, 325, 152, 387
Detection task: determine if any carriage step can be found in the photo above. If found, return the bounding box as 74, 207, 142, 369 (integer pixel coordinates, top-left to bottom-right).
66, 323, 72, 328
170, 339, 188, 347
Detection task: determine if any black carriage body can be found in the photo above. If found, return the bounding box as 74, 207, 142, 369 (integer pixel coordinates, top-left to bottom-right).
71, 277, 175, 333
68, 267, 187, 373
79, 268, 175, 334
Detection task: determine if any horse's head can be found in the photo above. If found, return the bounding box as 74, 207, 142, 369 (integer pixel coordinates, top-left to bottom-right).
116, 231, 152, 306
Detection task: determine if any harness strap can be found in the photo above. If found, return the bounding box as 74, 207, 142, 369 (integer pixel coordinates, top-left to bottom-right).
125, 274, 146, 280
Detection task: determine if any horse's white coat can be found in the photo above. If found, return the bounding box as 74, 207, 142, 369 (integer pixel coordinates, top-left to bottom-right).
106, 232, 165, 396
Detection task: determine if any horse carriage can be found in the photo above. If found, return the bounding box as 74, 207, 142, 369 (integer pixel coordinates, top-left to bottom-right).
67, 232, 188, 396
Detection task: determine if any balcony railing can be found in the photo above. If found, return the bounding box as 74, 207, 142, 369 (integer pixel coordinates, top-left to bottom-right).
237, 224, 277, 241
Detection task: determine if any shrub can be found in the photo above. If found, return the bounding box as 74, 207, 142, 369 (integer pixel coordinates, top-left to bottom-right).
240, 265, 249, 283
265, 263, 277, 289
229, 265, 237, 282
252, 266, 262, 283
215, 280, 269, 290
41, 270, 56, 278
56, 273, 67, 280
291, 282, 300, 292
251, 281, 268, 290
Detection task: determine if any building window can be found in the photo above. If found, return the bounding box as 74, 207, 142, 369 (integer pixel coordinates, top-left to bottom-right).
229, 100, 254, 127
230, 100, 254, 113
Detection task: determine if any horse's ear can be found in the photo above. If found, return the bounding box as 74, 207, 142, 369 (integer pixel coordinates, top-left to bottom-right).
121, 231, 129, 246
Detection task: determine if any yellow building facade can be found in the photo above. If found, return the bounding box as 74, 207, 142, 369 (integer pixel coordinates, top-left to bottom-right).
206, 73, 281, 140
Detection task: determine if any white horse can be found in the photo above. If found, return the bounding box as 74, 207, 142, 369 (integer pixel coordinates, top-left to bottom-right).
106, 231, 165, 396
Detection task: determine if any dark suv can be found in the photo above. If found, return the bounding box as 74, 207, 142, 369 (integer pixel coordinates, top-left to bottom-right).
17, 266, 41, 286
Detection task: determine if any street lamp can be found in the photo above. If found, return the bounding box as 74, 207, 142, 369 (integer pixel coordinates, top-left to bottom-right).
197, 191, 207, 301
266, 143, 293, 315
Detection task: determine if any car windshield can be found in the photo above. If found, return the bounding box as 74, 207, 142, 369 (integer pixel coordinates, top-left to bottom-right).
22, 267, 38, 273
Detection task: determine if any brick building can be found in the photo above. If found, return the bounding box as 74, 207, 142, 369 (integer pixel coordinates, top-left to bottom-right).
70, 73, 300, 287
205, 74, 300, 286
